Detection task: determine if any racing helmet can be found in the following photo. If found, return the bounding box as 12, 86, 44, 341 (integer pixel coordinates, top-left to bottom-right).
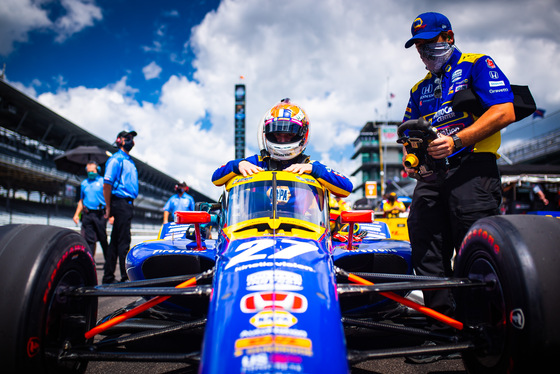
258, 98, 309, 161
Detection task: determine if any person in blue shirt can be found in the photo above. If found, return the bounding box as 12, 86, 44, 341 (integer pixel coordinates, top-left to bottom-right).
401, 12, 515, 360
163, 181, 195, 223
73, 161, 108, 257
212, 98, 353, 198
103, 130, 139, 283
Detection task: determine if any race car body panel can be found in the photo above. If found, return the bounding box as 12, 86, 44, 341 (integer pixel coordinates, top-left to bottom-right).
201, 236, 348, 373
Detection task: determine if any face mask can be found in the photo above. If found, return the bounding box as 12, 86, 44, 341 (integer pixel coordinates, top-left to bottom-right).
123, 138, 135, 152
418, 42, 454, 74
87, 172, 98, 180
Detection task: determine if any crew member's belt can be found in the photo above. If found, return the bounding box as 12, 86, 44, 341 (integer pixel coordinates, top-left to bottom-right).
112, 195, 134, 203
84, 207, 105, 214
448, 152, 496, 168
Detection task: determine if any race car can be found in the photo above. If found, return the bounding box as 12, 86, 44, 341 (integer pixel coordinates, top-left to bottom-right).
1, 170, 559, 373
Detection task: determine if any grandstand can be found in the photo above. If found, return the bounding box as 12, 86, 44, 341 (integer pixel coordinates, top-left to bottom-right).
0, 79, 215, 226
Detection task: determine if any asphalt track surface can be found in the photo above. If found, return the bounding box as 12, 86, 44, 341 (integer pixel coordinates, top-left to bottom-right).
85, 236, 467, 374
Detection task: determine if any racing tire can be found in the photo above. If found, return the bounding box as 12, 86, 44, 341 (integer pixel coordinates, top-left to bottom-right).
0, 224, 98, 373
454, 215, 560, 374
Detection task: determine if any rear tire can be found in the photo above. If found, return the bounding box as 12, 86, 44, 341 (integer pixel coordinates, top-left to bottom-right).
0, 225, 98, 373
455, 215, 560, 373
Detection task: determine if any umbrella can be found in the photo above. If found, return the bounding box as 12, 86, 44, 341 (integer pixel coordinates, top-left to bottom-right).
54, 146, 112, 175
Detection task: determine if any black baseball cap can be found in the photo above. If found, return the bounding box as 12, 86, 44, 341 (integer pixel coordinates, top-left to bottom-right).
117, 130, 137, 138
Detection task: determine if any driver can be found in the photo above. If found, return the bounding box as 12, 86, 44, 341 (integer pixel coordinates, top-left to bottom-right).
212, 98, 353, 198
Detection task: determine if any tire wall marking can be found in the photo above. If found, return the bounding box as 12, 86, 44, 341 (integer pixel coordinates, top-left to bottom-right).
459, 228, 500, 256
43, 244, 89, 304
26, 337, 40, 358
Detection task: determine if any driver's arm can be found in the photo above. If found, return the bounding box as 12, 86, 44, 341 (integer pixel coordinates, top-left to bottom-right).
212, 155, 263, 186
239, 160, 264, 176
305, 161, 353, 197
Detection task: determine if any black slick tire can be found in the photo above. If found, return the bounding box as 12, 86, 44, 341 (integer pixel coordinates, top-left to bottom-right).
454, 215, 560, 374
0, 224, 98, 373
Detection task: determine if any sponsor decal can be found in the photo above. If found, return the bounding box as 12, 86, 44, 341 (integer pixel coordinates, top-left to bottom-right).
240, 352, 303, 373
412, 17, 426, 32
235, 261, 315, 273
489, 80, 505, 87
250, 310, 298, 328
489, 71, 499, 79
455, 84, 467, 92
240, 292, 308, 314
489, 88, 509, 94
452, 69, 462, 82
240, 327, 308, 338
510, 308, 525, 329
235, 335, 312, 357
333, 246, 399, 253
433, 106, 455, 124
437, 124, 464, 137
246, 270, 303, 291
421, 85, 433, 96
267, 186, 291, 204
241, 353, 270, 372
485, 58, 496, 68
295, 175, 317, 184
153, 248, 202, 254
27, 337, 40, 358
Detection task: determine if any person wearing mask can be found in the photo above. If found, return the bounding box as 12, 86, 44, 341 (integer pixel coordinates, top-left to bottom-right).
382, 192, 406, 218
163, 181, 195, 223
401, 12, 515, 363
212, 98, 353, 198
73, 160, 108, 258
103, 130, 139, 284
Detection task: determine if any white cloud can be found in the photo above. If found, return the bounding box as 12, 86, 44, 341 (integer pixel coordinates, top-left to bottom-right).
10, 0, 560, 202
142, 61, 162, 80
0, 0, 102, 55
53, 0, 103, 43
0, 0, 51, 55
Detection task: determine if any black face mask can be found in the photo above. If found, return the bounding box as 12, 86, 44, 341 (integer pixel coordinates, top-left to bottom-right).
122, 138, 134, 152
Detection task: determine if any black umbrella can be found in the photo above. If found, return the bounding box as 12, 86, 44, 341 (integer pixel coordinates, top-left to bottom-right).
54, 146, 112, 175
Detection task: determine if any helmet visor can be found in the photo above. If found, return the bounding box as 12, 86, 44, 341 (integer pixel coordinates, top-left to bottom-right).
264, 120, 305, 144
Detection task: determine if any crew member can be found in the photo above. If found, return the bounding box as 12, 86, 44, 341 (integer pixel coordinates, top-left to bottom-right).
382, 192, 406, 218
402, 12, 515, 342
73, 160, 108, 258
163, 181, 195, 223
103, 130, 139, 283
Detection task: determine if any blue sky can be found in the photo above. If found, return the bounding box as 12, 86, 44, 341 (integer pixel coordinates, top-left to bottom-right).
3, 0, 220, 103
2, 0, 559, 201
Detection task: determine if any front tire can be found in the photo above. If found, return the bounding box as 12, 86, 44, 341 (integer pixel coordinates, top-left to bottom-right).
0, 225, 98, 373
455, 215, 560, 373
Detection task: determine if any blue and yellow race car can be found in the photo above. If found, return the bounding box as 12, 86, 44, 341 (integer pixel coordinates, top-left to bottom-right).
1, 171, 559, 373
